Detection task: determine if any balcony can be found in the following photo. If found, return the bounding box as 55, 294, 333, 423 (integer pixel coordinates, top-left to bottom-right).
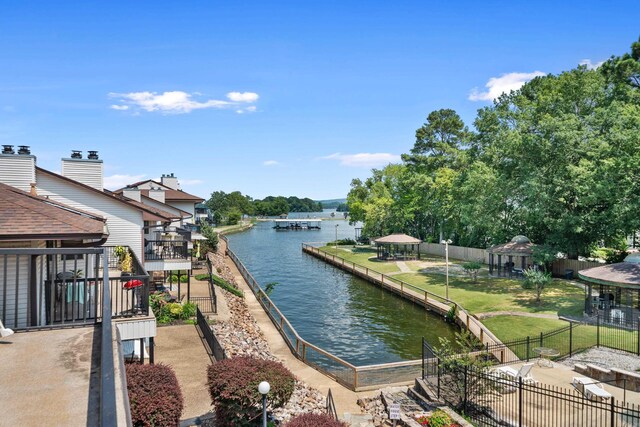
143, 240, 192, 272
0, 247, 148, 425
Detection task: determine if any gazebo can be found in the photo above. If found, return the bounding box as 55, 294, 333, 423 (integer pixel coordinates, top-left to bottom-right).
579, 253, 640, 325
373, 233, 422, 260
488, 235, 536, 278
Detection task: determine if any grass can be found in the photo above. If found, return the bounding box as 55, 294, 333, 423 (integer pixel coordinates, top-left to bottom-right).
315, 245, 591, 338
318, 246, 401, 274
482, 315, 638, 357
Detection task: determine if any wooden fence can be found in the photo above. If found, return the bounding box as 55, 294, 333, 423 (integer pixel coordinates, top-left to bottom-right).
418, 243, 604, 277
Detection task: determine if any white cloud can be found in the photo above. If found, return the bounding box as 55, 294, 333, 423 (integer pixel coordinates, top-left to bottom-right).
263, 160, 279, 166
321, 152, 401, 168
109, 90, 259, 114
235, 105, 258, 114
469, 71, 546, 101
104, 174, 147, 190
579, 59, 604, 70
226, 92, 259, 102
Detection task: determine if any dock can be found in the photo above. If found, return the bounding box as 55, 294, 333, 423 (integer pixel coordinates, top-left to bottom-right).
273, 218, 322, 230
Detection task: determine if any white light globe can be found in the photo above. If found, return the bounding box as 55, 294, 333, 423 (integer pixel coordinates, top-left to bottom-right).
258, 381, 270, 395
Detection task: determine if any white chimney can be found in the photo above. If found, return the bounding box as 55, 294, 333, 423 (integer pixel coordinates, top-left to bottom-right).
0, 145, 36, 192
148, 187, 165, 203
61, 150, 104, 191
122, 187, 141, 202
160, 173, 180, 190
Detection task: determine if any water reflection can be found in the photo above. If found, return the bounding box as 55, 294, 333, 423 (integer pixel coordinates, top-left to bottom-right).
227, 217, 458, 365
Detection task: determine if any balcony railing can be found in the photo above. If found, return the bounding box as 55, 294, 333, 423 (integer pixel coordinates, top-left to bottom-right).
0, 247, 149, 330
144, 240, 188, 261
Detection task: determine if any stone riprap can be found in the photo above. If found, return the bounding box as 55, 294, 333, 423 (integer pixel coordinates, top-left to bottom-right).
207, 250, 327, 423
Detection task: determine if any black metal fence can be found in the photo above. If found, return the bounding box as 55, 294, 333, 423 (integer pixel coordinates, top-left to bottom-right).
191, 296, 216, 314
422, 316, 640, 370
196, 307, 226, 361
0, 247, 150, 330
144, 240, 188, 260
427, 363, 640, 427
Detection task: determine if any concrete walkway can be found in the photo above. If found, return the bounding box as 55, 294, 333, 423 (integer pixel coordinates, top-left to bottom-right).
155, 324, 214, 420
219, 239, 377, 420
475, 311, 561, 320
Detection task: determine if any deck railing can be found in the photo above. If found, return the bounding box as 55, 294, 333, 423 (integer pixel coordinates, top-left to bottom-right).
221, 235, 423, 391
0, 247, 149, 330
144, 240, 188, 261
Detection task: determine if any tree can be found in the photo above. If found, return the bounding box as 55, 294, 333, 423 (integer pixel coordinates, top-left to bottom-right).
200, 223, 219, 252
433, 331, 495, 411
522, 268, 552, 305
461, 261, 482, 283
531, 244, 559, 273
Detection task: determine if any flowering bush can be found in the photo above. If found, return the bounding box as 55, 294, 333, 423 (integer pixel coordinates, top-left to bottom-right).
285, 413, 348, 427
207, 357, 295, 426
415, 409, 461, 427
126, 363, 183, 427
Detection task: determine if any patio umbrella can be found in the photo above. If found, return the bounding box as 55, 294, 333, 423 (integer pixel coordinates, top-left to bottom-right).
123, 279, 144, 290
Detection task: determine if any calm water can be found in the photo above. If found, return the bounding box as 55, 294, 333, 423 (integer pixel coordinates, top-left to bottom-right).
227, 215, 459, 366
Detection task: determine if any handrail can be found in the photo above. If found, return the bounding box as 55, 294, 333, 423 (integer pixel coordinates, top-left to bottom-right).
326, 388, 338, 420
100, 247, 117, 427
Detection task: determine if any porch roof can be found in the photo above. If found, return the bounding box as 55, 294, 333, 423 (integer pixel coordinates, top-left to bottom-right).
373, 233, 422, 245
578, 257, 640, 290
0, 182, 107, 240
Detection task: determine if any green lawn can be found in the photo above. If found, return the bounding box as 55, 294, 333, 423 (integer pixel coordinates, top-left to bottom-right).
482, 315, 638, 358
392, 272, 585, 317
318, 246, 401, 274
316, 246, 591, 338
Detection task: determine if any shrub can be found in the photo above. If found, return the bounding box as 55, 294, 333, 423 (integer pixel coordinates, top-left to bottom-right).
195, 273, 210, 281
212, 275, 244, 298
126, 363, 184, 427
285, 413, 348, 427
207, 357, 295, 427
149, 292, 197, 324
416, 409, 460, 427
327, 238, 357, 246
461, 261, 482, 282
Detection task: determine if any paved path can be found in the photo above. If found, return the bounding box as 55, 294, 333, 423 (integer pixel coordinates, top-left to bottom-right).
155, 324, 214, 420
219, 239, 377, 420
396, 261, 412, 273
475, 311, 561, 320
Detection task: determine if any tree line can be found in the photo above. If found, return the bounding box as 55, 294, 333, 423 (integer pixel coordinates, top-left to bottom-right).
347, 39, 640, 259
206, 191, 323, 224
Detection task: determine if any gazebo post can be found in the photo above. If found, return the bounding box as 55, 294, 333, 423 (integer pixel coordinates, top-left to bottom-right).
521, 256, 526, 270
508, 255, 513, 278
497, 255, 502, 276
489, 253, 493, 275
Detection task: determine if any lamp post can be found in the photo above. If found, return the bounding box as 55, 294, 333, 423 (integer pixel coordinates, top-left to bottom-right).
258, 381, 270, 427
441, 239, 452, 300
335, 224, 339, 254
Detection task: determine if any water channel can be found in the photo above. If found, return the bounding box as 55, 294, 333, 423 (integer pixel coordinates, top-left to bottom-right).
226, 213, 459, 366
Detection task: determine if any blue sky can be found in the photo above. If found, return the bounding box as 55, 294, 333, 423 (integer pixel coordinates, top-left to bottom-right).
1, 2, 637, 200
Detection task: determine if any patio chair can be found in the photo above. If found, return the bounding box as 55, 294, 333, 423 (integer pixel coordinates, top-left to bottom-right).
493, 363, 537, 384
572, 377, 612, 402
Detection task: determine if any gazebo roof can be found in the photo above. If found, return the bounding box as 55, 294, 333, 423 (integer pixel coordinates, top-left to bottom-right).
578, 253, 640, 289
373, 233, 422, 245
488, 235, 535, 255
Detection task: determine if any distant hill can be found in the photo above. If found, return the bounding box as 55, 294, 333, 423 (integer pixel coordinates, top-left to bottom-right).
318, 198, 347, 210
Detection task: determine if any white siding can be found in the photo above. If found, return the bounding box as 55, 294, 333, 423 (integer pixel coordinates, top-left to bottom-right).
61, 159, 104, 191
36, 171, 144, 261
0, 240, 46, 328
116, 317, 156, 340
144, 260, 192, 272
0, 155, 36, 192
168, 201, 196, 225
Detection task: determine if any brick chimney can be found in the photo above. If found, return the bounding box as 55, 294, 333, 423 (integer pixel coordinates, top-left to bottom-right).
61, 150, 104, 191
0, 145, 36, 192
